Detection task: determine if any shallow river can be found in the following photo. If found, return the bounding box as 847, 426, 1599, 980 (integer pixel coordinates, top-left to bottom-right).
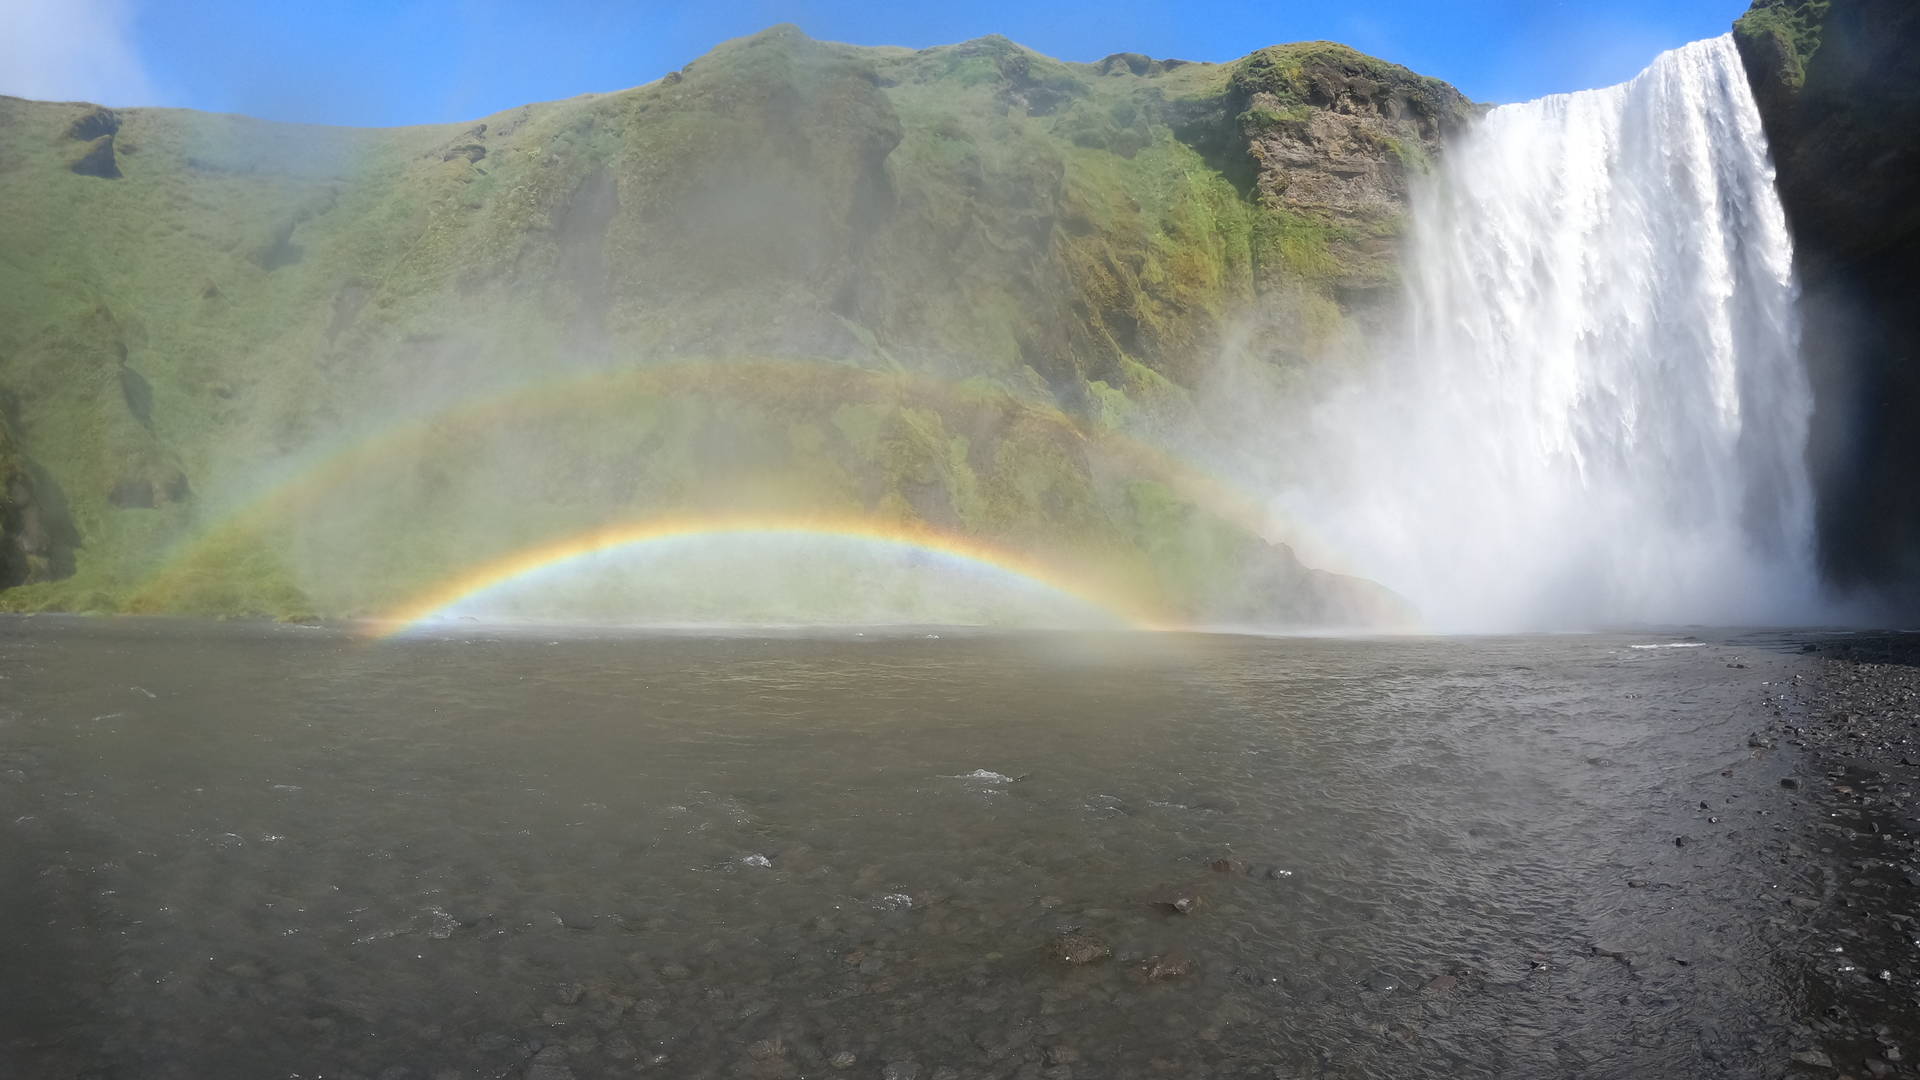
0, 618, 1884, 1078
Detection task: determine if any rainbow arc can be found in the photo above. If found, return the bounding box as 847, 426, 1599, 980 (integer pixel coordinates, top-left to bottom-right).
364, 513, 1172, 636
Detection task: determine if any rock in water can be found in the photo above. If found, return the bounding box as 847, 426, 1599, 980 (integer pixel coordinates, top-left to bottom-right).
1054, 933, 1110, 964
1145, 949, 1192, 981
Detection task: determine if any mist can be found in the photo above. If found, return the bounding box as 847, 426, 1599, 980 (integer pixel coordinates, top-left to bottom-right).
0, 17, 1877, 636
1250, 36, 1833, 632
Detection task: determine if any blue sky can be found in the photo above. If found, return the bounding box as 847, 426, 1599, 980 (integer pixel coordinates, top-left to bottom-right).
5, 0, 1752, 127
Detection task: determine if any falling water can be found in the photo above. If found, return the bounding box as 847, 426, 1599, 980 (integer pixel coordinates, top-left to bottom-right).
1289, 35, 1822, 631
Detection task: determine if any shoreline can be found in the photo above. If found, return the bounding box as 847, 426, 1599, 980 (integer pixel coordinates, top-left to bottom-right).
1769, 634, 1920, 1076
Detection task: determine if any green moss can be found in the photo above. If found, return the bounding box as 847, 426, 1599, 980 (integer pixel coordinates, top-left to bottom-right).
1253, 210, 1341, 282
1735, 0, 1831, 89
1228, 41, 1468, 124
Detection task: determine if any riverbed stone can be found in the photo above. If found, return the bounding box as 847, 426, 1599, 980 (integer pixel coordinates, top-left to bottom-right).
1055, 933, 1110, 964
1146, 949, 1193, 981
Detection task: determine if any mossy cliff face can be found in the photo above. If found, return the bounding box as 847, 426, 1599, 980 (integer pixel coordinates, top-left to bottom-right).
1735, 0, 1920, 613
0, 26, 1466, 626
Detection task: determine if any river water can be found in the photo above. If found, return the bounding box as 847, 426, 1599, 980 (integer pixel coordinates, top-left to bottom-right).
0, 618, 1901, 1078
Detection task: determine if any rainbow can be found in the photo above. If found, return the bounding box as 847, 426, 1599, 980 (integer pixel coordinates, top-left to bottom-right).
363, 513, 1172, 637
130, 357, 1354, 610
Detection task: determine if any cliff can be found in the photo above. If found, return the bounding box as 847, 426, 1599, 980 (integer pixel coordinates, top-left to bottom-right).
1736, 0, 1920, 614
0, 26, 1468, 625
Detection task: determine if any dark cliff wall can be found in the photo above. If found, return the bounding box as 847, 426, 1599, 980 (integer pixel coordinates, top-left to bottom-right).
1736, 0, 1920, 616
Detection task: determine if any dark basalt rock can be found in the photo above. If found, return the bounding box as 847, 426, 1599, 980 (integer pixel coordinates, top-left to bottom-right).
69, 135, 120, 179
0, 419, 78, 587
1735, 0, 1920, 614
1097, 52, 1163, 77
67, 106, 120, 141
107, 466, 191, 510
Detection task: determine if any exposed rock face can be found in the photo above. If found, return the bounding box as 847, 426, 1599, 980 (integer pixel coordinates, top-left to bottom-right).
1230, 44, 1471, 305
65, 105, 123, 178
0, 415, 76, 586
1735, 0, 1920, 615
66, 106, 120, 141
68, 135, 120, 179
1, 304, 191, 526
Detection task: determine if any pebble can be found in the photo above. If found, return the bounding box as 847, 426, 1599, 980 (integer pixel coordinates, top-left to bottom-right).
1155, 892, 1203, 915
882, 1061, 920, 1080
829, 1051, 857, 1069
1790, 1048, 1832, 1069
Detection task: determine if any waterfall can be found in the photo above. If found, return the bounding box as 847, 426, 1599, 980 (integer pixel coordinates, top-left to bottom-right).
1288, 35, 1822, 631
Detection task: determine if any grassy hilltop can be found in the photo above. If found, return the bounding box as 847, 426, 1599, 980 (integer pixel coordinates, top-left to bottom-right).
0, 26, 1469, 626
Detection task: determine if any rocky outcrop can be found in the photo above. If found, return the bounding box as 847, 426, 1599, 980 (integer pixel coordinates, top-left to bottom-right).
0, 414, 75, 586
65, 105, 122, 178
1229, 43, 1472, 309
0, 304, 191, 527
1735, 0, 1920, 614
